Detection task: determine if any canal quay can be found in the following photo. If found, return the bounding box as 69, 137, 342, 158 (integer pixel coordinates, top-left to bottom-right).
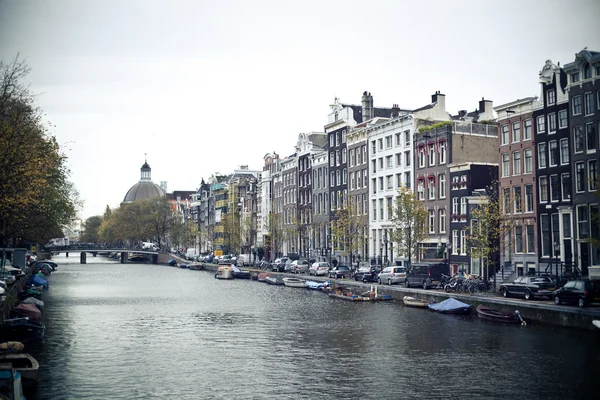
35, 255, 600, 399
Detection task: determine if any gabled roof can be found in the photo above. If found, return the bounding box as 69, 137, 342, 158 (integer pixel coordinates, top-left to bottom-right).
563, 48, 600, 72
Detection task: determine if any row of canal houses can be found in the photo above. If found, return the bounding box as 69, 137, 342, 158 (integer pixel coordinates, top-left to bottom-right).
187, 49, 600, 281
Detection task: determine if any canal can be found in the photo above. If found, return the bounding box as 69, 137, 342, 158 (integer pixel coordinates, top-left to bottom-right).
31, 255, 599, 399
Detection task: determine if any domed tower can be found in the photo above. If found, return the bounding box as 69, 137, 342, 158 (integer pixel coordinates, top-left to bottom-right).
122, 156, 166, 204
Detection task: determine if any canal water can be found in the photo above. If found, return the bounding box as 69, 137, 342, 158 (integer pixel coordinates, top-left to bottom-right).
30, 255, 599, 399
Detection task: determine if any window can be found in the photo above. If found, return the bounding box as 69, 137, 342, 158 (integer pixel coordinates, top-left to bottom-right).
547, 89, 556, 105
395, 132, 401, 146
330, 171, 335, 186
404, 131, 411, 146
524, 119, 532, 140
371, 140, 376, 155
336, 170, 341, 186
330, 134, 335, 147
356, 147, 361, 164
524, 149, 532, 174
350, 172, 355, 189
588, 160, 597, 191
439, 174, 446, 199
362, 145, 367, 163
502, 153, 510, 177
350, 149, 355, 167
396, 153, 402, 167
584, 64, 592, 79
372, 200, 377, 220
537, 115, 545, 133
539, 176, 548, 202
548, 113, 556, 133
549, 140, 558, 166
577, 206, 589, 238
526, 225, 535, 253
329, 152, 334, 167
574, 125, 584, 153
515, 226, 523, 253
571, 71, 580, 83
558, 110, 568, 129
561, 173, 571, 201
525, 184, 533, 212
428, 144, 435, 166
379, 198, 384, 220
512, 151, 521, 175
586, 123, 596, 152
501, 125, 509, 145
336, 133, 340, 146
371, 159, 376, 173
438, 141, 446, 164
418, 147, 425, 168
379, 176, 384, 191
514, 186, 522, 213
452, 197, 459, 215
541, 214, 550, 256
512, 122, 520, 142
439, 209, 446, 233
385, 136, 392, 148
503, 187, 511, 214
396, 173, 401, 188
538, 143, 547, 169
386, 155, 393, 168
405, 151, 411, 166
417, 180, 424, 200
452, 230, 459, 254
363, 170, 368, 187
560, 138, 569, 165
404, 172, 411, 188
576, 162, 585, 192
379, 158, 383, 170
585, 92, 594, 115
428, 178, 435, 200
336, 150, 340, 166
342, 168, 347, 184
461, 197, 467, 216
378, 138, 383, 150
429, 210, 435, 234
460, 230, 466, 255
387, 175, 393, 190
342, 148, 347, 164
550, 175, 560, 202
572, 95, 582, 115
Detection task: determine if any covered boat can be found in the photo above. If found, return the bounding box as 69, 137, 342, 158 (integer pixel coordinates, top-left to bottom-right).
0, 318, 45, 343
593, 320, 600, 330
30, 275, 48, 289
10, 305, 41, 324
428, 298, 472, 314
402, 296, 430, 308
231, 265, 251, 279
257, 272, 273, 282
215, 266, 234, 280
282, 277, 305, 288
17, 298, 44, 312
264, 275, 284, 285
305, 280, 330, 290
476, 305, 525, 324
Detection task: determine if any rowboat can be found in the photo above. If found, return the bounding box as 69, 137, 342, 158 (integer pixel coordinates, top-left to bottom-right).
476, 305, 525, 324
0, 353, 39, 388
282, 277, 305, 288
428, 298, 472, 314
402, 296, 430, 308
592, 320, 600, 330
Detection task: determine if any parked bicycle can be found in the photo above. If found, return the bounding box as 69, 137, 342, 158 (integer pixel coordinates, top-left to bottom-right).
436, 273, 452, 290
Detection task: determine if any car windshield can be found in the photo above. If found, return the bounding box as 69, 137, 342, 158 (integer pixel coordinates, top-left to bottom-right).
531, 277, 551, 283
358, 267, 371, 272
338, 266, 349, 270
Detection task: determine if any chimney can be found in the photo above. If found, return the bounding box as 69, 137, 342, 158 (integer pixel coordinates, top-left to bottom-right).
478, 97, 494, 119
458, 110, 468, 118
391, 104, 400, 118
432, 90, 445, 111
362, 91, 373, 122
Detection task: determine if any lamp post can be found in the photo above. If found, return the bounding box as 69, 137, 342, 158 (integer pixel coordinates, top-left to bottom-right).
383, 231, 389, 266
554, 242, 560, 283
379, 242, 383, 266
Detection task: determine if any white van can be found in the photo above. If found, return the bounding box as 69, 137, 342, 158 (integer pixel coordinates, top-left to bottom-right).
142, 242, 158, 251
185, 248, 199, 260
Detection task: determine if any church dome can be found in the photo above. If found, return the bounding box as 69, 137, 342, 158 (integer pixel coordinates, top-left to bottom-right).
123, 158, 165, 203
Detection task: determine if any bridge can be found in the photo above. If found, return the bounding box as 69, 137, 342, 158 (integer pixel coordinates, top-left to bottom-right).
42, 245, 160, 264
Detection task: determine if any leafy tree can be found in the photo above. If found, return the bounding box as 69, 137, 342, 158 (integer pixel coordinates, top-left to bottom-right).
81, 216, 102, 243
141, 196, 176, 249
169, 217, 185, 251
389, 186, 427, 266
330, 201, 367, 267
0, 56, 79, 246
265, 212, 284, 260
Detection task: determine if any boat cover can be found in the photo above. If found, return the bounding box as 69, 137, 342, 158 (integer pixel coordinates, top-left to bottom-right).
19, 297, 44, 310
167, 259, 177, 266
30, 275, 48, 288
11, 304, 42, 323
428, 298, 472, 312
305, 280, 330, 289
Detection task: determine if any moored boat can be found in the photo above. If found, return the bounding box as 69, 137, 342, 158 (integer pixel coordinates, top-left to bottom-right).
264, 275, 284, 285
402, 296, 430, 308
0, 343, 23, 354
0, 318, 45, 344
428, 298, 472, 314
592, 320, 600, 330
257, 272, 273, 282
476, 304, 525, 324
0, 363, 26, 399
0, 354, 39, 388
283, 277, 305, 288
305, 280, 330, 290
231, 265, 251, 279
188, 264, 203, 271
215, 266, 234, 280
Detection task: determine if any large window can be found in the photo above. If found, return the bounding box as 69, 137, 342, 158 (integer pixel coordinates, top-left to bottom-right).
452, 197, 459, 215
558, 110, 568, 129
538, 143, 547, 168
586, 123, 596, 152
537, 115, 546, 133
572, 95, 582, 115
524, 149, 532, 174
525, 184, 533, 212
502, 153, 510, 177
386, 155, 393, 168
539, 176, 548, 202
439, 141, 446, 164
549, 140, 558, 166
514, 186, 522, 213
428, 178, 435, 200
524, 119, 532, 140
385, 135, 392, 148
584, 92, 594, 115
418, 147, 425, 168
512, 122, 520, 142
560, 138, 569, 164
547, 89, 556, 105
548, 113, 557, 133
503, 188, 511, 214
405, 151, 411, 167
512, 151, 521, 175
439, 209, 446, 233
562, 173, 571, 201
428, 144, 435, 166
439, 174, 446, 199
501, 125, 509, 145
576, 162, 585, 192
574, 125, 584, 153
515, 226, 523, 253
578, 206, 589, 238
550, 175, 560, 202
429, 210, 435, 234
541, 214, 550, 257
588, 160, 597, 191
526, 225, 535, 253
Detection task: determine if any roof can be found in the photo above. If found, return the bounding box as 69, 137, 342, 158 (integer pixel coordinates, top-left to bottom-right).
123, 181, 165, 203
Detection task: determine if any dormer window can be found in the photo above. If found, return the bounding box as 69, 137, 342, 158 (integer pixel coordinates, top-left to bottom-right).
571, 72, 580, 83
583, 63, 591, 80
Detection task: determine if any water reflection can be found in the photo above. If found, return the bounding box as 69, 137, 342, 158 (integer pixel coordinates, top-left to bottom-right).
30, 256, 600, 399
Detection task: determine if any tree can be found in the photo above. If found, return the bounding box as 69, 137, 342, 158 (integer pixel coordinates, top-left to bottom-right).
330, 201, 367, 267
81, 216, 102, 243
141, 196, 177, 249
265, 212, 284, 261
0, 56, 79, 246
389, 186, 427, 266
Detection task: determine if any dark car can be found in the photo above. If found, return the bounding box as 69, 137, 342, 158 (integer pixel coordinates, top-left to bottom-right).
328, 265, 351, 279
271, 257, 291, 272
354, 266, 381, 282
553, 279, 600, 307
405, 262, 449, 289
499, 276, 556, 300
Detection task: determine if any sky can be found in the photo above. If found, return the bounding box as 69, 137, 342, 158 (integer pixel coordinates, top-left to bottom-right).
1, 0, 599, 221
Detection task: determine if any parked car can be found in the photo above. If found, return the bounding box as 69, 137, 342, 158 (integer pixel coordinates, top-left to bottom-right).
292, 259, 310, 274
499, 276, 556, 300
271, 257, 291, 272
354, 266, 381, 282
552, 279, 600, 307
309, 262, 330, 276
378, 266, 406, 285
405, 262, 449, 289
329, 265, 351, 279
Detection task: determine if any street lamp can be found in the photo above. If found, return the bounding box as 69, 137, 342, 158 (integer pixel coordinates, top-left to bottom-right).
554, 242, 560, 283
383, 231, 389, 266
379, 242, 383, 266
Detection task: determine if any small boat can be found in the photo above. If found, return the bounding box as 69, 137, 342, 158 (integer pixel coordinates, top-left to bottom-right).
264, 275, 284, 285
10, 304, 41, 324
283, 277, 306, 288
402, 296, 431, 308
215, 266, 234, 280
329, 292, 370, 301
592, 320, 600, 330
167, 259, 178, 266
476, 305, 525, 324
428, 298, 472, 314
179, 263, 189, 269
257, 272, 273, 282
18, 298, 43, 312
231, 265, 251, 279
0, 363, 26, 399
188, 264, 203, 271
0, 354, 39, 388
0, 318, 45, 343
305, 280, 329, 290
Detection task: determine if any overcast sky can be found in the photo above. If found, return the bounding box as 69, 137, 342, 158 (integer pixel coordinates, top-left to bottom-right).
1, 0, 599, 221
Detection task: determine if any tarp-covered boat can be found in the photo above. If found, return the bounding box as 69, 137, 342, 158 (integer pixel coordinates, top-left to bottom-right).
305, 280, 329, 290
231, 265, 251, 279
30, 275, 48, 289
10, 305, 41, 323
0, 318, 45, 343
428, 298, 472, 314
18, 298, 44, 312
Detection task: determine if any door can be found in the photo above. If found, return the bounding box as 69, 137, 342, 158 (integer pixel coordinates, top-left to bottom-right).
580, 242, 590, 276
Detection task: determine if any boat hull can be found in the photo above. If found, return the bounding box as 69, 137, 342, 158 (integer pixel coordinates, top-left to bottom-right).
283, 278, 305, 288
476, 305, 521, 323
0, 354, 39, 387
402, 296, 430, 308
